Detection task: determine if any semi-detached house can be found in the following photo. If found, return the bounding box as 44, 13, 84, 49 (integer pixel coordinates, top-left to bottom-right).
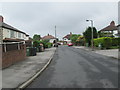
0, 16, 29, 68
0, 16, 29, 44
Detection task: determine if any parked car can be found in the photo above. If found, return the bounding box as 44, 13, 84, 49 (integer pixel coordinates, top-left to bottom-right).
68, 43, 73, 46
57, 42, 61, 45
54, 43, 58, 47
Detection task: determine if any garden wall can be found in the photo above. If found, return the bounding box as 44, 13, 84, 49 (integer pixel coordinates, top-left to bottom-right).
2, 43, 26, 69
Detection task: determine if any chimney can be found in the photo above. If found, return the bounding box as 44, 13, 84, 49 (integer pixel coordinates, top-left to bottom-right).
48, 34, 49, 36
70, 32, 72, 35
110, 21, 115, 26
0, 15, 3, 22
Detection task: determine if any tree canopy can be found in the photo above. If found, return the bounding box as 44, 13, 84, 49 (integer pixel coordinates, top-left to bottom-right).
33, 34, 41, 41
83, 27, 98, 46
70, 34, 81, 45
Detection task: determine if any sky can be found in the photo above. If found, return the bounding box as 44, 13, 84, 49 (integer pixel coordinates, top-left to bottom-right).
1, 2, 118, 40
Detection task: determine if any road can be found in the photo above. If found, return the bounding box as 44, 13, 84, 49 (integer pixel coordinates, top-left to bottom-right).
26, 45, 119, 88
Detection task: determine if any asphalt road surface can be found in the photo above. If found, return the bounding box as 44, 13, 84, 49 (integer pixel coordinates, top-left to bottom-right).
26, 46, 119, 88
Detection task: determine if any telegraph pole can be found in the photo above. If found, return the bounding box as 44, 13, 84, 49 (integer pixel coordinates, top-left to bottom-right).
54, 25, 58, 47
55, 25, 56, 38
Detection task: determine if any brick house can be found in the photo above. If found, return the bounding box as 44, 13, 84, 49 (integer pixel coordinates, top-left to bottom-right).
0, 16, 29, 68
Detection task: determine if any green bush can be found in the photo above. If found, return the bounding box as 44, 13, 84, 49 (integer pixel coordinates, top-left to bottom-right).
33, 40, 53, 49
94, 37, 120, 49
104, 37, 112, 49
94, 37, 112, 49
33, 40, 40, 47
111, 37, 120, 46
38, 40, 50, 48
46, 43, 53, 48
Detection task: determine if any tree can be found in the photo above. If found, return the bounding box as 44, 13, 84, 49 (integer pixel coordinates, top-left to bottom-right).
70, 34, 81, 45
33, 39, 51, 48
76, 36, 85, 46
83, 27, 98, 46
33, 40, 40, 47
33, 34, 41, 41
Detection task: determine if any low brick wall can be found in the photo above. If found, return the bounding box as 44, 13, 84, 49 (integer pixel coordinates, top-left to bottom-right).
2, 44, 26, 69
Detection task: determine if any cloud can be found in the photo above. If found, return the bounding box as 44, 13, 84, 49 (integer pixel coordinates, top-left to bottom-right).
1, 2, 118, 39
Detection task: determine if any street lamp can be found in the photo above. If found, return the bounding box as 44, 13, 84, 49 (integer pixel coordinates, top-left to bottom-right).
117, 25, 120, 59
86, 20, 94, 51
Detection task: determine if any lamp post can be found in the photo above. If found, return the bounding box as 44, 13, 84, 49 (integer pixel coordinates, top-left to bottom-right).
86, 20, 94, 51
118, 25, 120, 59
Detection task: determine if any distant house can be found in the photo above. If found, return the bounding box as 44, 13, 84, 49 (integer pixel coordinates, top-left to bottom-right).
42, 34, 57, 44
0, 15, 29, 68
99, 21, 118, 37
63, 32, 72, 44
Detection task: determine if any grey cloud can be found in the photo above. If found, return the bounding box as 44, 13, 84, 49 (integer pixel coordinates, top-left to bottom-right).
1, 2, 118, 39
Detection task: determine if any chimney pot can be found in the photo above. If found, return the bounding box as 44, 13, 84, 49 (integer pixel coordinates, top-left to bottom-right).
70, 32, 72, 35
110, 21, 115, 26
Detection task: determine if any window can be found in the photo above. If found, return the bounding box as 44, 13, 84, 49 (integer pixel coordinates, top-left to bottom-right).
10, 30, 14, 38
22, 34, 24, 38
18, 32, 21, 38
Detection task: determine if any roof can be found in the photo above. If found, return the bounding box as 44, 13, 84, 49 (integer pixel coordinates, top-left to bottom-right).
100, 26, 118, 31
0, 22, 29, 36
42, 35, 56, 40
63, 32, 72, 39
100, 21, 118, 32
63, 34, 71, 39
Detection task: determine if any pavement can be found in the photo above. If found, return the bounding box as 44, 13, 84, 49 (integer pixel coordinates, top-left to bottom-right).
26, 46, 118, 88
2, 47, 56, 89
73, 46, 119, 59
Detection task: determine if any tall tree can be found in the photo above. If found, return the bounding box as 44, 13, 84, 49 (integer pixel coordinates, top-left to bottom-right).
33, 34, 41, 41
83, 27, 98, 46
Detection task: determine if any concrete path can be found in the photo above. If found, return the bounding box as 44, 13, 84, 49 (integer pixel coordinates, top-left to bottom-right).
94, 49, 118, 59
73, 46, 119, 59
2, 47, 56, 89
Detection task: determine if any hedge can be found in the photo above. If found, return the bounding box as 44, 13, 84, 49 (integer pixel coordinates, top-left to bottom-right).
33, 40, 53, 48
94, 37, 120, 49
44, 42, 52, 48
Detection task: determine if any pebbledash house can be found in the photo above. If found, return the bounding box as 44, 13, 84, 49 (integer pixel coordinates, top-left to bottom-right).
0, 16, 30, 68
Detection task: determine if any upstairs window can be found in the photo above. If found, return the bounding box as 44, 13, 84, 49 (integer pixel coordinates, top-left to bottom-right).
10, 30, 15, 38
22, 34, 24, 38
18, 32, 21, 38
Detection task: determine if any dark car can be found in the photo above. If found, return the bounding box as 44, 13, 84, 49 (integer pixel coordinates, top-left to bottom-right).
54, 43, 58, 47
